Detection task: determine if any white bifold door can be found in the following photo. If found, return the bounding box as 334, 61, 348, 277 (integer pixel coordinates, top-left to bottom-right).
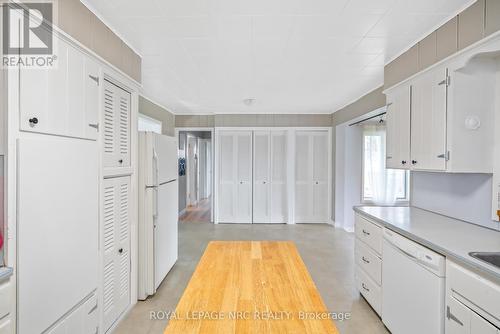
253, 131, 288, 223
102, 176, 131, 332
218, 131, 253, 223
295, 130, 329, 223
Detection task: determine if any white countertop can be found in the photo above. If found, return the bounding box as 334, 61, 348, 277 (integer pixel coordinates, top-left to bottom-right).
353, 206, 500, 281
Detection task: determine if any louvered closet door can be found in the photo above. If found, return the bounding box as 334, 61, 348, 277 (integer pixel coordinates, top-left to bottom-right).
218, 132, 236, 222
270, 131, 287, 223
295, 131, 329, 223
217, 131, 252, 223
103, 80, 131, 169
253, 131, 271, 223
311, 132, 329, 222
102, 176, 131, 332
235, 132, 253, 223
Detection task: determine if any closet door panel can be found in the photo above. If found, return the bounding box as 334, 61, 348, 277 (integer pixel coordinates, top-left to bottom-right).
253, 131, 270, 223
218, 133, 235, 222
312, 132, 329, 222
270, 131, 287, 223
295, 133, 311, 222
236, 132, 253, 223
102, 176, 131, 332
103, 80, 131, 169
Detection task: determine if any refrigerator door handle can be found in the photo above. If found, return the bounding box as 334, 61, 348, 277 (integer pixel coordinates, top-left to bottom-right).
153, 149, 159, 218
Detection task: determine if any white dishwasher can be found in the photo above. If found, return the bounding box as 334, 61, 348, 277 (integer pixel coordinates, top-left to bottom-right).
382, 228, 446, 334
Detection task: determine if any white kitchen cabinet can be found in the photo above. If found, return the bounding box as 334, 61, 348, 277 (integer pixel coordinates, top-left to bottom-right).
46, 294, 98, 334
385, 84, 411, 170
217, 131, 253, 223
253, 130, 287, 224
17, 137, 98, 334
0, 316, 12, 334
295, 130, 329, 223
103, 80, 131, 169
19, 38, 100, 140
410, 66, 448, 171
102, 176, 131, 332
446, 261, 500, 333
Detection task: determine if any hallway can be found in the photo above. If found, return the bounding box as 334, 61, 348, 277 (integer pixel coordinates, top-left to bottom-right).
179, 198, 211, 223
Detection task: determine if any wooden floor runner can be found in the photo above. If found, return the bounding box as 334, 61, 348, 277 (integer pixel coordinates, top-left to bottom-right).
164, 241, 339, 334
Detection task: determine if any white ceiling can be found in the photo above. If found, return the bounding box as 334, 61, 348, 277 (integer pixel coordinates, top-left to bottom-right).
84, 0, 473, 114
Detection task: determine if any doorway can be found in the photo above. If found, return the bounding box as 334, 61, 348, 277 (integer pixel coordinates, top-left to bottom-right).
177, 130, 213, 223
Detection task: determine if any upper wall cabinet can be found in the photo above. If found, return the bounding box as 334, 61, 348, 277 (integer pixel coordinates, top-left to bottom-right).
385, 84, 411, 170
385, 33, 500, 173
20, 38, 100, 140
103, 80, 131, 169
410, 67, 448, 171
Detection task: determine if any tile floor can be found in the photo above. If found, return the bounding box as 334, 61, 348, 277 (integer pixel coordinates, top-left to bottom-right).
115, 222, 389, 334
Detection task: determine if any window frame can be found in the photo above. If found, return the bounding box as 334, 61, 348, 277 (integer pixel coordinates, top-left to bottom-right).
361, 126, 410, 206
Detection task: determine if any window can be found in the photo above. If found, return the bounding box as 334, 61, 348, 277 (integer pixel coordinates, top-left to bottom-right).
362, 125, 409, 204
138, 114, 162, 134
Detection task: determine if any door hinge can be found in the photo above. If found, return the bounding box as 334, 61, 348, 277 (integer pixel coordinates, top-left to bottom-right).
438, 75, 451, 87
437, 151, 450, 161
89, 74, 100, 85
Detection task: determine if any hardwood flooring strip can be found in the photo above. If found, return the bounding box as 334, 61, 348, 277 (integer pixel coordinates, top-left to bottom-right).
164, 241, 339, 334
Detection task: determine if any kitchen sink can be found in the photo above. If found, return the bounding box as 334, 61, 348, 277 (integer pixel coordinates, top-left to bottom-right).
469, 252, 500, 269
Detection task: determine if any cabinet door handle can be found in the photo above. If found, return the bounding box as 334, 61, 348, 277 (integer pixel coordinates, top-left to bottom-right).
88, 123, 99, 130
361, 283, 370, 292
401, 160, 407, 165
118, 159, 123, 164
386, 156, 393, 160
88, 74, 99, 85
29, 117, 39, 126
446, 306, 464, 326
118, 248, 124, 254
362, 229, 370, 236
411, 160, 417, 165
362, 256, 370, 264
263, 181, 266, 184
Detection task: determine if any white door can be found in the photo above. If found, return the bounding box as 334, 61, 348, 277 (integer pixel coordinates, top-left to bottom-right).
295, 131, 329, 223
17, 137, 98, 334
198, 139, 210, 199
386, 85, 411, 170
103, 80, 131, 169
155, 180, 178, 289
217, 131, 252, 223
19, 38, 100, 140
253, 131, 271, 223
102, 176, 131, 332
411, 67, 448, 171
187, 136, 198, 206
253, 130, 288, 223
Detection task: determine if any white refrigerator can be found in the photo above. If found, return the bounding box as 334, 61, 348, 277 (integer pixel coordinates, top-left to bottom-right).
138, 132, 178, 300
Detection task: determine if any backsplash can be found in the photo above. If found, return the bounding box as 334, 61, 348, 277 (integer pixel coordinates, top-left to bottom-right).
411, 172, 500, 231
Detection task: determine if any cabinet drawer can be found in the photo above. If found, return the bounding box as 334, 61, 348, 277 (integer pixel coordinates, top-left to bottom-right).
46, 293, 98, 334
355, 214, 382, 255
356, 266, 382, 316
0, 317, 12, 334
355, 238, 382, 285
0, 281, 11, 320
447, 261, 500, 325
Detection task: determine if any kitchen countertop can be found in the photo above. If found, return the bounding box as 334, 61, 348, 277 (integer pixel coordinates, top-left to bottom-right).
354, 206, 500, 281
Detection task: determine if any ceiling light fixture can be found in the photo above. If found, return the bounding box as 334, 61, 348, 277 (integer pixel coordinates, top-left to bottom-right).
243, 98, 256, 106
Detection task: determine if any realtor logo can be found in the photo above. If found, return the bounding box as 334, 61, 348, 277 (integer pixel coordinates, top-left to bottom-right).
1, 1, 57, 68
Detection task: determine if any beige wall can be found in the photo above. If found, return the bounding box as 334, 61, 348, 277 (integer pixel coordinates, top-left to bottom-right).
139, 96, 175, 136
332, 87, 386, 126
57, 0, 141, 82
175, 114, 331, 128
385, 0, 500, 88
331, 85, 386, 222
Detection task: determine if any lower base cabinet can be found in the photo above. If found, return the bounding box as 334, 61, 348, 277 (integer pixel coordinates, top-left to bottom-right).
47, 294, 98, 334
0, 317, 12, 334
446, 261, 500, 333
354, 213, 383, 316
